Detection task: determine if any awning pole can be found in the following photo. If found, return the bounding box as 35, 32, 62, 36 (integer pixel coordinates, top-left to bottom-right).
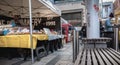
101, 0, 103, 18
29, 0, 34, 63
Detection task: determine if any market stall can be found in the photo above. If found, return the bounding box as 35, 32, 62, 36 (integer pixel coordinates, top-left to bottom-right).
0, 0, 61, 63
114, 0, 120, 23
114, 0, 120, 51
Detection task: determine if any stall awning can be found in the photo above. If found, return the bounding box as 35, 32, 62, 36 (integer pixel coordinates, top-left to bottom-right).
61, 18, 68, 24
0, 0, 61, 18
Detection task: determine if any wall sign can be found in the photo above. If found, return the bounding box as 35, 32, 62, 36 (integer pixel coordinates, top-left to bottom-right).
34, 17, 61, 30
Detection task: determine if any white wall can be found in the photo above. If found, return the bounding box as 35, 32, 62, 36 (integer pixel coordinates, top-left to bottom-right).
55, 2, 85, 11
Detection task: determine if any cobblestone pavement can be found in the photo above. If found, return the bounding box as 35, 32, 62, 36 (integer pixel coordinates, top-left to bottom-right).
32, 42, 73, 65
0, 42, 74, 65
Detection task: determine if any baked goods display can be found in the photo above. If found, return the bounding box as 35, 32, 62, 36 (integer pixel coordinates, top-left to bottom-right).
0, 23, 46, 35
0, 17, 59, 35
7, 27, 45, 35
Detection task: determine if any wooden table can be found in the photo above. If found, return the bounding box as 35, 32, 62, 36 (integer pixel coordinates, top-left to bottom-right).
0, 34, 48, 49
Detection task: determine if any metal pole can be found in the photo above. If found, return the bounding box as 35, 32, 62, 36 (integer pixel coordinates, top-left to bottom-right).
76, 31, 79, 55
61, 18, 62, 36
29, 0, 34, 63
73, 30, 76, 62
115, 28, 118, 51
60, 17, 63, 47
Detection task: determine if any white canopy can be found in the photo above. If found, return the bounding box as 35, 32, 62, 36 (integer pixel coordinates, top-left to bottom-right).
0, 0, 61, 18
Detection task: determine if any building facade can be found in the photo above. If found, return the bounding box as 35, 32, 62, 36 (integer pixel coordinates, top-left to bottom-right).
100, 2, 113, 18
50, 0, 86, 27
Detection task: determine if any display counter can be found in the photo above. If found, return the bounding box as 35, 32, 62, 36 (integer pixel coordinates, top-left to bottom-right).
0, 34, 48, 49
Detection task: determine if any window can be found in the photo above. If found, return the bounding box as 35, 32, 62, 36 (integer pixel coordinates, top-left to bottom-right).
62, 12, 82, 26
62, 12, 82, 20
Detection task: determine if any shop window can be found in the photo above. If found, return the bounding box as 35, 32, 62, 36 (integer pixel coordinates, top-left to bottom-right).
62, 12, 82, 20
61, 12, 82, 26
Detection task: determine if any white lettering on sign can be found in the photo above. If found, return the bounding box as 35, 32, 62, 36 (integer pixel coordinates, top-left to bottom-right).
46, 21, 56, 26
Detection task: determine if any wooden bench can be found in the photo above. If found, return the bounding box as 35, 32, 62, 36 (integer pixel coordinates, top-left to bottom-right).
74, 48, 120, 65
